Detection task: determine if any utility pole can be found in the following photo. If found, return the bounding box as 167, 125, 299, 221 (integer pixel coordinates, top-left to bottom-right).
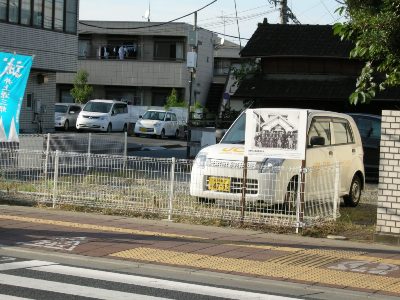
186, 12, 198, 159
280, 0, 289, 24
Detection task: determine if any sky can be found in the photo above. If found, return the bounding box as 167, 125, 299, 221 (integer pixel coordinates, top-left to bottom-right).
79, 0, 344, 44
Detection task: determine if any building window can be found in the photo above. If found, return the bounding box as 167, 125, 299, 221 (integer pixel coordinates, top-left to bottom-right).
43, 0, 53, 29
54, 0, 63, 30
26, 93, 33, 109
65, 0, 77, 33
154, 41, 184, 61
0, 0, 7, 21
8, 0, 19, 23
21, 0, 31, 25
33, 0, 43, 27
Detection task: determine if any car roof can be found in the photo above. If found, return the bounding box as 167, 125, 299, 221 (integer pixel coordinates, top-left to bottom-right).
88, 99, 125, 104
347, 113, 381, 119
55, 103, 81, 106
146, 110, 174, 113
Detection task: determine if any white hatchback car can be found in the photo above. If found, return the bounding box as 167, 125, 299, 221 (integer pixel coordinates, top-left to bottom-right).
134, 110, 180, 138
190, 109, 365, 207
76, 100, 130, 132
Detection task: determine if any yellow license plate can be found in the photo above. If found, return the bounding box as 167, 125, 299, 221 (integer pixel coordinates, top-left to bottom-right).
140, 127, 147, 132
208, 177, 230, 192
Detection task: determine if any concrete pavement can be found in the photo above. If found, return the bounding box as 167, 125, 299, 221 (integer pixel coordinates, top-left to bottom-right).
0, 205, 399, 298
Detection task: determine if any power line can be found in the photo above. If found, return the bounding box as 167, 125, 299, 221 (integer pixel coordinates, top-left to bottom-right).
79, 0, 217, 30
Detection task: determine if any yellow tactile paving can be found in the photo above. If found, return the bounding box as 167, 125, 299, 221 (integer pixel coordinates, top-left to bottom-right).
110, 247, 400, 294
0, 214, 205, 240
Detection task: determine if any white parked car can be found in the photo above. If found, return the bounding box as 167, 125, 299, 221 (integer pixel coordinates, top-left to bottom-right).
190, 109, 365, 208
54, 103, 82, 131
76, 100, 130, 132
134, 110, 180, 138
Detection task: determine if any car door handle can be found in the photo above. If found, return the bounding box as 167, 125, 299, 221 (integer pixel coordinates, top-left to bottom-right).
329, 151, 333, 156
352, 149, 356, 153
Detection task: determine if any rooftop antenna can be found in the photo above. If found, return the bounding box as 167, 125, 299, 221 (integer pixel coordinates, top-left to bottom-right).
220, 10, 226, 45
143, 1, 151, 22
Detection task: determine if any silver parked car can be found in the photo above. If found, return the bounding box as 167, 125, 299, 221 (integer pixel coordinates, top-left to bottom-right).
54, 103, 82, 131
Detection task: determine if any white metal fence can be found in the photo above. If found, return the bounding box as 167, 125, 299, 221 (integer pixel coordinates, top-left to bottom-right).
0, 148, 351, 230
12, 133, 128, 155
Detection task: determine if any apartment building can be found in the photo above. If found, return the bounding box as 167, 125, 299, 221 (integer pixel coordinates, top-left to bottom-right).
0, 0, 78, 133
57, 20, 218, 108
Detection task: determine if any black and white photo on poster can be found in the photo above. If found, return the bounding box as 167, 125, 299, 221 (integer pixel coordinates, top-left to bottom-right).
245, 109, 308, 160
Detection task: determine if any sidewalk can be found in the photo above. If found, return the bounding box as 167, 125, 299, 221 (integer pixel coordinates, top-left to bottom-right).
0, 205, 399, 298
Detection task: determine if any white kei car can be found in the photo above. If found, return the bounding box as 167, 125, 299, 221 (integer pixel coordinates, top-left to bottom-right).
134, 110, 180, 138
190, 109, 365, 208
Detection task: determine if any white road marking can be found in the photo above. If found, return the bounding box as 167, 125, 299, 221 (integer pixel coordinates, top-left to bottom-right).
17, 237, 86, 251
32, 264, 298, 300
0, 273, 170, 300
0, 260, 57, 271
0, 295, 34, 300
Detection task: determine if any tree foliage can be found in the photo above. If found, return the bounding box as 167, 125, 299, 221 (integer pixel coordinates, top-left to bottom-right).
231, 60, 261, 87
164, 88, 186, 110
70, 69, 93, 104
334, 0, 400, 104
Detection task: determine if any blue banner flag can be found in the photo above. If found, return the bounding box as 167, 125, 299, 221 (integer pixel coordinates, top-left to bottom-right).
0, 52, 33, 142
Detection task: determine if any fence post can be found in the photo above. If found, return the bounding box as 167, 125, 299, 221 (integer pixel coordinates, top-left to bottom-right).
295, 166, 305, 234
44, 133, 50, 178
240, 156, 248, 225
123, 131, 128, 168
333, 162, 340, 220
53, 150, 59, 208
168, 157, 176, 221
86, 133, 91, 171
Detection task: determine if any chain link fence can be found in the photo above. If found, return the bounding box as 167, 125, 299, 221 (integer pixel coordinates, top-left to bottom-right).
0, 148, 356, 230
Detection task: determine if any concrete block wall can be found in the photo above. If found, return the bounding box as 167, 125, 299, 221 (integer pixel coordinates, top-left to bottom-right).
376, 110, 400, 244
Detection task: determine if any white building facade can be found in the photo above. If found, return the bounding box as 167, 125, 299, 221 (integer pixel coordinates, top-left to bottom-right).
57, 21, 217, 108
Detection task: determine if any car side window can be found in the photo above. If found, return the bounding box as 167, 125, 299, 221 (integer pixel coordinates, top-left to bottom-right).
357, 117, 381, 139
171, 113, 177, 121
332, 120, 354, 145
165, 113, 171, 121
308, 118, 331, 146
70, 106, 81, 113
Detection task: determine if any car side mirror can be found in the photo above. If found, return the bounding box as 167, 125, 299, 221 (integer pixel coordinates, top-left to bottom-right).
215, 129, 226, 143
139, 115, 142, 119
309, 136, 325, 146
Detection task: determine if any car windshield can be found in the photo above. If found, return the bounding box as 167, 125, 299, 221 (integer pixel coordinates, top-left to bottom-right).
55, 105, 68, 113
83, 102, 112, 113
220, 112, 246, 144
142, 111, 166, 121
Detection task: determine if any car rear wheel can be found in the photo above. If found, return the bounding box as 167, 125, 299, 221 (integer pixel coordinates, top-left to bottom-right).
343, 175, 362, 207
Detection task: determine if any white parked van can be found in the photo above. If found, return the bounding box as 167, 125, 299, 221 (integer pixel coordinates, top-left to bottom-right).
54, 103, 82, 131
190, 109, 365, 207
76, 100, 130, 132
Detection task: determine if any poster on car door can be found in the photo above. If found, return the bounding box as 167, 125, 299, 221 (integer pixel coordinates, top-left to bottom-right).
245, 108, 308, 160
0, 52, 33, 142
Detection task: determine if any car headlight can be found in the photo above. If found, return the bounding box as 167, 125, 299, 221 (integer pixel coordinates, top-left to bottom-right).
154, 122, 162, 127
99, 116, 106, 121
194, 152, 208, 168
259, 158, 284, 173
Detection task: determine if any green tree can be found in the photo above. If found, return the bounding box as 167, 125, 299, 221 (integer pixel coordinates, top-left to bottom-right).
231, 60, 261, 87
334, 0, 400, 104
164, 88, 186, 109
70, 70, 93, 104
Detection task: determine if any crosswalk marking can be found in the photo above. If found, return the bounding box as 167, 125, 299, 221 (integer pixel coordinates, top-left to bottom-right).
0, 259, 300, 300
0, 273, 170, 300
31, 264, 297, 300
0, 295, 34, 300
0, 260, 57, 271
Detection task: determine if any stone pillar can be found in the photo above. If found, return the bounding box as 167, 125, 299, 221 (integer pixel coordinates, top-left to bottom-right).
375, 110, 400, 245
